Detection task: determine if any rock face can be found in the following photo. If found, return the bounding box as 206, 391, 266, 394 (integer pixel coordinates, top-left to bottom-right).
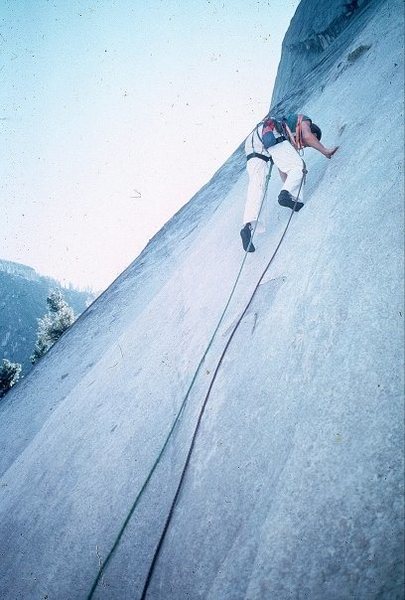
271, 0, 377, 108
0, 1, 403, 599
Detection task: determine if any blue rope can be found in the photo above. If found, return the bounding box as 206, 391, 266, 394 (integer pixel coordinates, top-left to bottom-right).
86, 161, 273, 599
139, 166, 306, 599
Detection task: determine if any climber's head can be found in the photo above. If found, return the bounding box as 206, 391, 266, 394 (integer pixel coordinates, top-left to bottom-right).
310, 123, 322, 141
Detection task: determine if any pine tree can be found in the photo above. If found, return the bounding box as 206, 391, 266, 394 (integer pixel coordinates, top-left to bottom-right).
31, 290, 75, 364
0, 359, 22, 398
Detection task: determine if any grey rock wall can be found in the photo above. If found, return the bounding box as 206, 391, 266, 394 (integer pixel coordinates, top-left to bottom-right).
271, 0, 377, 108
0, 1, 403, 599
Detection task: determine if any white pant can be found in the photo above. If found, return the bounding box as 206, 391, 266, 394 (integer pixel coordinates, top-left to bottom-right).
243, 141, 305, 230
243, 158, 269, 232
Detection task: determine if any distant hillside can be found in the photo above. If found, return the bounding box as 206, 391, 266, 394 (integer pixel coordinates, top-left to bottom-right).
0, 260, 93, 373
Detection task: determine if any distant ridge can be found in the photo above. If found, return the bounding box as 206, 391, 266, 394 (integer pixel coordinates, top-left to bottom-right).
0, 259, 93, 372
0, 259, 38, 280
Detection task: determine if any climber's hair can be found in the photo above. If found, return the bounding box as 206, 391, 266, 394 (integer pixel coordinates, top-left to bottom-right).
310, 123, 322, 141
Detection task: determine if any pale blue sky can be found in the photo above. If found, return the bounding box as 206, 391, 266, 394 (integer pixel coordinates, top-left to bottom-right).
1, 0, 299, 291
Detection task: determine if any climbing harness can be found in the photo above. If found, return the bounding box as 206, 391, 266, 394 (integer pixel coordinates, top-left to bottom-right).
257, 117, 287, 150
246, 151, 272, 162
88, 150, 307, 600
254, 114, 306, 155
282, 114, 305, 154
139, 165, 307, 599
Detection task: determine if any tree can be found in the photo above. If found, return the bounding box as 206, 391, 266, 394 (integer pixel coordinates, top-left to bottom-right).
31, 290, 75, 364
0, 359, 22, 398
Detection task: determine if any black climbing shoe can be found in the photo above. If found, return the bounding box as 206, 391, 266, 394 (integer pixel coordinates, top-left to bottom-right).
278, 190, 304, 212
240, 223, 255, 252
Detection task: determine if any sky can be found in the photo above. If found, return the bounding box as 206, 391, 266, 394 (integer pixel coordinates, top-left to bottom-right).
1, 0, 300, 292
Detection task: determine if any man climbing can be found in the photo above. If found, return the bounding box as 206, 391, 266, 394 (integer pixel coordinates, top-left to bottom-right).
240, 113, 339, 252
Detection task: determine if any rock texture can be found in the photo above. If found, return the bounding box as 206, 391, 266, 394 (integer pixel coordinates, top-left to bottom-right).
271, 0, 378, 108
0, 1, 403, 599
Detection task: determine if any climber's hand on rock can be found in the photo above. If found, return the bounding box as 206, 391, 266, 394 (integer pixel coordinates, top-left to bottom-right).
324, 146, 339, 159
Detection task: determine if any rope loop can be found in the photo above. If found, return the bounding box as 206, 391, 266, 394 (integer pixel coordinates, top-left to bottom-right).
87, 161, 274, 600
88, 164, 306, 600
139, 166, 306, 599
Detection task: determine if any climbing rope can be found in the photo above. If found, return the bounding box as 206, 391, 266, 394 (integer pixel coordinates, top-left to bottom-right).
86, 160, 273, 600
283, 114, 305, 153
139, 165, 307, 599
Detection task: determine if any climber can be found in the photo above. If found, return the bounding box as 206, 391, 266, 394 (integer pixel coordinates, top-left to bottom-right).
240, 113, 339, 252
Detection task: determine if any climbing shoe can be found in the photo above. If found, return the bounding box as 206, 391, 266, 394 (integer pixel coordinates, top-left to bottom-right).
240, 223, 255, 252
278, 190, 304, 212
